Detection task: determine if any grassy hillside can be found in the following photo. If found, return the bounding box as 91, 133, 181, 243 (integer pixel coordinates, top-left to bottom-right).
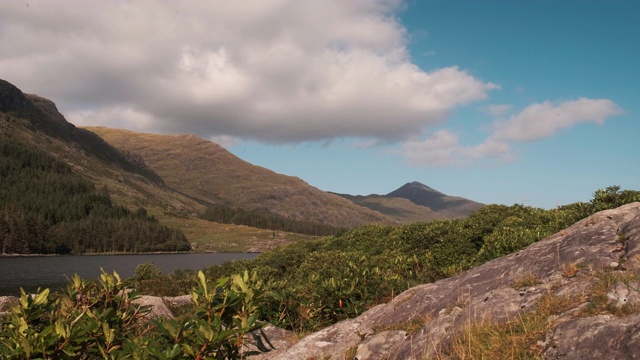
85, 127, 389, 228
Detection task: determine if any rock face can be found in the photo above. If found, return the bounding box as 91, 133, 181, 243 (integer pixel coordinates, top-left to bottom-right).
262, 202, 640, 359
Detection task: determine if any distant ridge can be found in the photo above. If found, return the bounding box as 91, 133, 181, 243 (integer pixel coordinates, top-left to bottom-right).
387, 181, 484, 217
333, 181, 484, 223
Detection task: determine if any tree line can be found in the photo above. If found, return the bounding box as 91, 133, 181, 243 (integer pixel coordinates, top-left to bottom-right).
0, 137, 189, 254
201, 203, 344, 236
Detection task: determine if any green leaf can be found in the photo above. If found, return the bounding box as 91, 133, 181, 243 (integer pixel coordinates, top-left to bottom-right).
33, 288, 50, 306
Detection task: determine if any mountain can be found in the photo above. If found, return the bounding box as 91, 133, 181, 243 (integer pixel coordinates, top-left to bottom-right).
333, 181, 484, 223
387, 181, 484, 218
0, 80, 190, 254
85, 127, 389, 229
0, 80, 163, 184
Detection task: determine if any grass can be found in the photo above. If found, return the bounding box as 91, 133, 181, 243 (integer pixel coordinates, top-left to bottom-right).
372, 315, 432, 337
437, 291, 583, 359
512, 274, 540, 289
584, 270, 640, 317
155, 213, 317, 253
437, 270, 640, 359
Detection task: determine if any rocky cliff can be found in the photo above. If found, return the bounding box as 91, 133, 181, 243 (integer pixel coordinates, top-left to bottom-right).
260, 202, 640, 359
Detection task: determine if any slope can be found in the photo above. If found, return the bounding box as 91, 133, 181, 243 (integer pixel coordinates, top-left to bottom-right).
0, 81, 190, 254
261, 202, 640, 359
330, 192, 442, 224
85, 127, 389, 229
1, 79, 299, 253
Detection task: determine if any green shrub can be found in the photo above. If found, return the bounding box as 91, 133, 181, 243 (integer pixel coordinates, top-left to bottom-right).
0, 269, 271, 359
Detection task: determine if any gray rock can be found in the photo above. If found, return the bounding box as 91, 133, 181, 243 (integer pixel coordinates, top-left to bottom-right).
544, 313, 640, 359
163, 294, 193, 308
242, 324, 297, 359
0, 296, 18, 312
133, 295, 174, 320
260, 203, 640, 359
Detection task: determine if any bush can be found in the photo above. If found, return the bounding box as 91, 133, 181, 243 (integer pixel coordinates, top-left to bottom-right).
0, 269, 272, 359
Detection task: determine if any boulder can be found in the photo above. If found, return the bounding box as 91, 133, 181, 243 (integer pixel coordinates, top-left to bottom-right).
133, 295, 174, 320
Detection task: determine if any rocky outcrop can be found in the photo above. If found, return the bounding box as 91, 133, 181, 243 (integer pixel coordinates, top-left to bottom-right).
262, 202, 640, 359
0, 296, 18, 319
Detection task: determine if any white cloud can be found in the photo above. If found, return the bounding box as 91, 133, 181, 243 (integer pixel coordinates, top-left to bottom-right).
490, 98, 624, 143
208, 135, 240, 148
0, 0, 496, 143
66, 106, 157, 131
399, 98, 623, 167
398, 130, 467, 167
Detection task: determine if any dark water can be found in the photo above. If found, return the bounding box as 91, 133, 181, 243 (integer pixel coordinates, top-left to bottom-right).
0, 253, 259, 296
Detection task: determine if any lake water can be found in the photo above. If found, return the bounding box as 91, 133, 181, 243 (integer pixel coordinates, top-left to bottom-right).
0, 253, 259, 296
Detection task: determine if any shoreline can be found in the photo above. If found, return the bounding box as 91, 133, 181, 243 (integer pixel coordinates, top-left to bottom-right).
0, 250, 260, 258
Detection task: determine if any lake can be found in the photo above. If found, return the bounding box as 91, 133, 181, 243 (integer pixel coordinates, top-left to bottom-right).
0, 253, 259, 296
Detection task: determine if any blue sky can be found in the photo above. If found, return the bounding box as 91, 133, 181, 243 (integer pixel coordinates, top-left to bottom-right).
228, 1, 640, 207
1, 1, 638, 208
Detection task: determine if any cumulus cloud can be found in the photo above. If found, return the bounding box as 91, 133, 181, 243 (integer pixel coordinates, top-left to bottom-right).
0, 0, 497, 143
399, 130, 468, 166
399, 98, 624, 167
490, 98, 624, 143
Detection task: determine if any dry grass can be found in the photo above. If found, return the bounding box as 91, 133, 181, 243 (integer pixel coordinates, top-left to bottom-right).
512, 274, 540, 289
155, 212, 316, 253
561, 262, 581, 278
437, 271, 640, 359
437, 292, 582, 359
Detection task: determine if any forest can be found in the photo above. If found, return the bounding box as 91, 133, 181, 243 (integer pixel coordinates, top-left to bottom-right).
0, 136, 190, 254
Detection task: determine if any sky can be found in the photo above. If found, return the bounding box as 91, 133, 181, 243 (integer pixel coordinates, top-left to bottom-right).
1, 0, 638, 208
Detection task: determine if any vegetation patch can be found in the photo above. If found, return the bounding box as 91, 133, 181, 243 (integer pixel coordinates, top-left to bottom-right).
512, 274, 541, 289
371, 315, 431, 337
439, 292, 583, 359
0, 270, 271, 359
139, 186, 640, 333
0, 136, 189, 254
584, 270, 640, 317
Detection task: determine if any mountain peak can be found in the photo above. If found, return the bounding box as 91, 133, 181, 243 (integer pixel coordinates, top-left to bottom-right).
404, 181, 444, 195
0, 79, 35, 113
387, 181, 483, 216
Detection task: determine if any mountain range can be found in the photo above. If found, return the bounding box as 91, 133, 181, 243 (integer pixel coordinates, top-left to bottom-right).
0, 78, 483, 249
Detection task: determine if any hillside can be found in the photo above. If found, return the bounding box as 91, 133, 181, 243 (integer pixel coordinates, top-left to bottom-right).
331, 193, 442, 224
0, 77, 487, 254
255, 202, 640, 359
85, 127, 389, 228
0, 81, 190, 254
